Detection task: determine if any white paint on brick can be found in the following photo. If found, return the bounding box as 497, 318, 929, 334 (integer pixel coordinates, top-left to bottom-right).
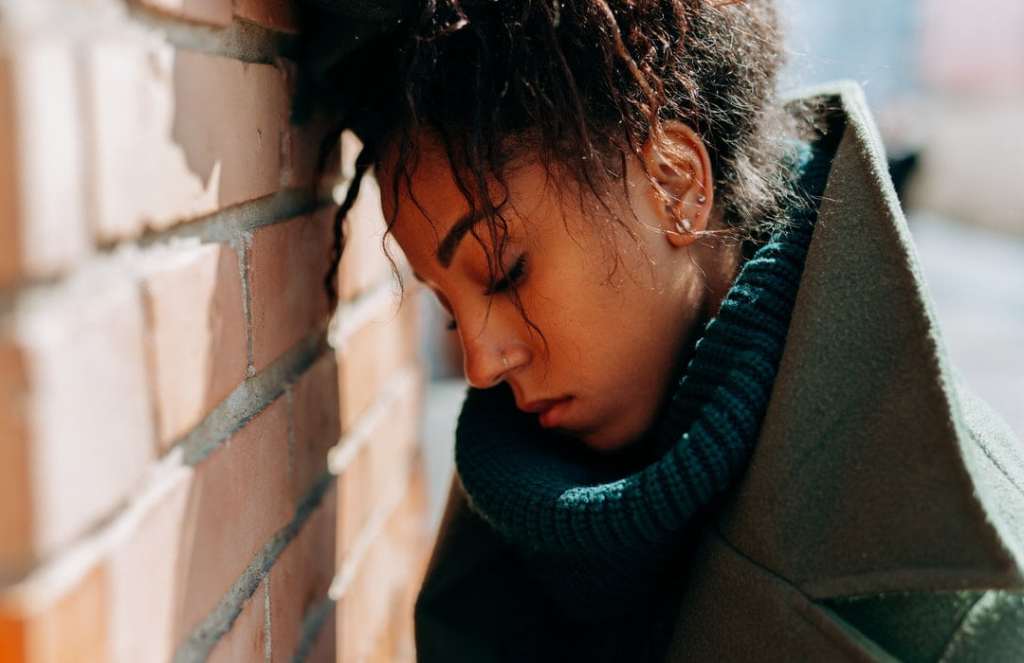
326, 367, 419, 476
327, 279, 404, 351
85, 36, 288, 240
0, 448, 188, 616
0, 40, 91, 285
10, 256, 156, 563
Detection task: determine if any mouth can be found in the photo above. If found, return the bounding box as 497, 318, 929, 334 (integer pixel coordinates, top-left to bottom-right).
519, 396, 574, 428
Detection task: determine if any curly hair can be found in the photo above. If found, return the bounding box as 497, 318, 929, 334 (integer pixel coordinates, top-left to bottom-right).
298, 0, 808, 307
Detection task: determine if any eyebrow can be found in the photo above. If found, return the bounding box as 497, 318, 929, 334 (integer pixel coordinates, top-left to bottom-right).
436, 208, 487, 269
411, 209, 484, 284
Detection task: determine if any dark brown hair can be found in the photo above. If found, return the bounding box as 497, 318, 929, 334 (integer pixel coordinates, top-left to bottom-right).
300, 0, 804, 307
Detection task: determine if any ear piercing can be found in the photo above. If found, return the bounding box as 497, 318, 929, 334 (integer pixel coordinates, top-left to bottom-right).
670, 193, 708, 235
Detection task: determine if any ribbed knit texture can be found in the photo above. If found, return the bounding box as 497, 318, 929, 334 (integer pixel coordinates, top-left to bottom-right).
453, 139, 832, 655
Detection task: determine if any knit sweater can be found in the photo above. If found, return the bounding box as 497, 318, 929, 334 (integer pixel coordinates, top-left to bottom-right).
452, 138, 833, 656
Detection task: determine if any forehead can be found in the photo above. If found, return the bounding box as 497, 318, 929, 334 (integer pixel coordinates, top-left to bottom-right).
376, 133, 475, 273
377, 130, 546, 268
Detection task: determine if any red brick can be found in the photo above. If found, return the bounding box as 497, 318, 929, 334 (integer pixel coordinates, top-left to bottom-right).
335, 294, 420, 432
0, 276, 155, 575
337, 466, 429, 663
141, 241, 247, 449
269, 482, 337, 662
305, 602, 337, 663
249, 209, 334, 371
0, 564, 109, 663
0, 43, 90, 288
334, 369, 422, 566
180, 397, 292, 632
135, 0, 233, 26
378, 466, 431, 663
86, 41, 288, 239
336, 174, 397, 302
105, 463, 194, 663
336, 443, 372, 565
281, 108, 338, 190
209, 577, 267, 663
331, 130, 396, 301
0, 345, 31, 581
289, 354, 341, 506
366, 380, 422, 513
234, 0, 299, 33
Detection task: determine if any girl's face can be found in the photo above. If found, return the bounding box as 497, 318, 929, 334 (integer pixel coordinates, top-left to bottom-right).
379, 126, 742, 452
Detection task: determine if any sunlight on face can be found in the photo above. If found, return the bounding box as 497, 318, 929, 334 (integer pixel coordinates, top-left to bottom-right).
378, 130, 737, 451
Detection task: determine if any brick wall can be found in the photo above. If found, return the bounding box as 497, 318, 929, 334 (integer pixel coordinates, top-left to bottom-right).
0, 2, 431, 662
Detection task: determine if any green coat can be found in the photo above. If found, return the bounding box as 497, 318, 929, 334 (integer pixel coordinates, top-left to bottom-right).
413, 83, 1024, 662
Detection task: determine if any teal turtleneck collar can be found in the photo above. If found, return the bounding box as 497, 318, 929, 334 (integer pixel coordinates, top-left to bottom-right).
452, 138, 833, 639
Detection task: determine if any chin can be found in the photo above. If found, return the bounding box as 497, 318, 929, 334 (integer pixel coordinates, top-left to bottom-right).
576, 422, 644, 454
570, 405, 657, 455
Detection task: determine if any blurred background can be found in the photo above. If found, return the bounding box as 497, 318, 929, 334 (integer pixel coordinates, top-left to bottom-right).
421, 1, 1024, 500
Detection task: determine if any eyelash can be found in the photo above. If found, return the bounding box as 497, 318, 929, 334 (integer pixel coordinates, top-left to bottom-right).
445, 254, 528, 331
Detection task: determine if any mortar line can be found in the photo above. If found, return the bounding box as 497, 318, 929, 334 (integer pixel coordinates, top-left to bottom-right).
263, 579, 273, 663
123, 3, 296, 65
237, 232, 256, 377
0, 191, 326, 306
328, 463, 414, 602
290, 596, 335, 663
123, 189, 324, 250
326, 367, 419, 476
173, 472, 336, 663
179, 328, 329, 466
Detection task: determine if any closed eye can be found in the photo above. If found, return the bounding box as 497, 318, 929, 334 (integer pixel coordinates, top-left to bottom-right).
445, 253, 528, 332
484, 254, 528, 296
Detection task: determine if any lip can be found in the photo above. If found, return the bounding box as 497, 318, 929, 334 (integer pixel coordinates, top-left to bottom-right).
519, 396, 574, 428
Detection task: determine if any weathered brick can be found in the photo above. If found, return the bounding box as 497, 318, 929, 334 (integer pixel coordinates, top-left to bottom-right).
337, 466, 429, 663
208, 577, 267, 663
249, 208, 334, 371
281, 109, 339, 191
335, 294, 420, 432
180, 397, 292, 632
0, 345, 31, 583
0, 276, 155, 576
134, 0, 233, 26
234, 0, 299, 33
269, 482, 336, 662
336, 174, 397, 302
105, 463, 194, 663
378, 466, 430, 663
0, 42, 90, 288
334, 369, 422, 566
366, 380, 422, 513
86, 40, 288, 239
0, 564, 109, 663
305, 601, 337, 663
336, 441, 371, 566
141, 240, 247, 449
288, 354, 341, 507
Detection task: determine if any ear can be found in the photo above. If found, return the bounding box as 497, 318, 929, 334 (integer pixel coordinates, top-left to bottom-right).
640, 120, 715, 248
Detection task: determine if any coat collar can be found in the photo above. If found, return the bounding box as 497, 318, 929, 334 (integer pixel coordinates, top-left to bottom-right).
716, 82, 1024, 598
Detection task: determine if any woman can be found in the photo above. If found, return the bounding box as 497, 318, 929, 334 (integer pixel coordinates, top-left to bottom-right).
300, 1, 1024, 660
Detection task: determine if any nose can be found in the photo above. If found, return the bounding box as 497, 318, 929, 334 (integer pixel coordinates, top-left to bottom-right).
461, 333, 530, 390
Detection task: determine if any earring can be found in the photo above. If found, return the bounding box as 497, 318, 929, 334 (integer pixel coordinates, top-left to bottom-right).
696, 194, 707, 205
675, 218, 693, 233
